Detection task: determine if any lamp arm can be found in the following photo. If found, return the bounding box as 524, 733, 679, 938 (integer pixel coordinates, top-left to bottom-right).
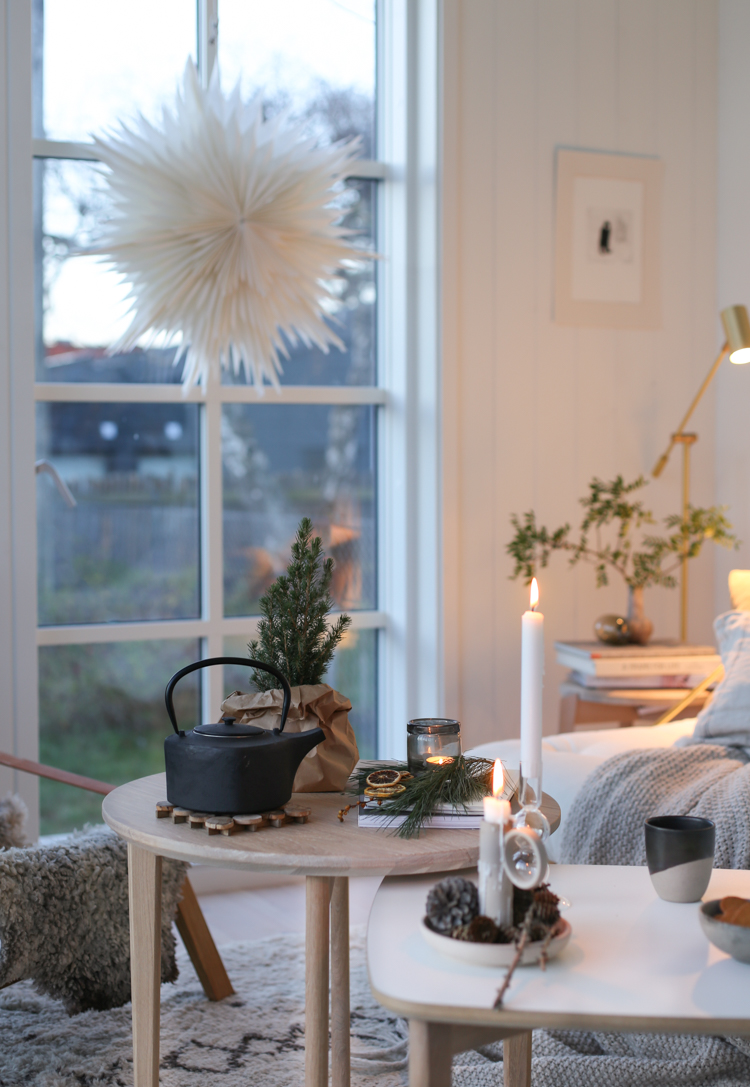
652, 343, 729, 477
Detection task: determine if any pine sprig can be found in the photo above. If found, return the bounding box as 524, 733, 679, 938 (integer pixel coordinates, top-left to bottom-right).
248, 517, 352, 690
350, 757, 494, 839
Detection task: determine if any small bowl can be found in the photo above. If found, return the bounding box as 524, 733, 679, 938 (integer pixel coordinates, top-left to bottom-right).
699, 900, 750, 964
420, 917, 571, 967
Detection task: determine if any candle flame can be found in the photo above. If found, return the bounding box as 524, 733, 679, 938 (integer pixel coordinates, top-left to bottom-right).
492, 758, 505, 798
530, 577, 539, 611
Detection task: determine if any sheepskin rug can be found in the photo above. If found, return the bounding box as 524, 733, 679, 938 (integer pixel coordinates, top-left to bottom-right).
0, 826, 187, 1014
0, 927, 409, 1087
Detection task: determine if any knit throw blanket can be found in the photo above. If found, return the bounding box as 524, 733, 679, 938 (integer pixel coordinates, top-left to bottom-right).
561, 744, 750, 867
498, 744, 750, 1087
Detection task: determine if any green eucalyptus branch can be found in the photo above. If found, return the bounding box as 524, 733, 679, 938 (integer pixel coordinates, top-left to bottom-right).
507, 475, 739, 592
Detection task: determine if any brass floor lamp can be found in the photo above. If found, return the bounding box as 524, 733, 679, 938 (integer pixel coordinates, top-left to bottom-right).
652, 305, 750, 643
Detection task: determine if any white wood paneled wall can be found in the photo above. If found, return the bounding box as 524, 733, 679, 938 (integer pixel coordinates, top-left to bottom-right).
441, 0, 719, 748
715, 1, 750, 615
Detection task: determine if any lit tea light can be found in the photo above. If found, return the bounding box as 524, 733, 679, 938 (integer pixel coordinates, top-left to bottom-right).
426, 755, 454, 767
483, 759, 511, 824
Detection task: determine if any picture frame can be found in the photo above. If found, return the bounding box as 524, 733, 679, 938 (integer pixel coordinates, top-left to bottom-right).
554, 149, 663, 329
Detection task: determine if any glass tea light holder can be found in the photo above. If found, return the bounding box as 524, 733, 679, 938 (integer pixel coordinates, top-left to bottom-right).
407, 719, 462, 774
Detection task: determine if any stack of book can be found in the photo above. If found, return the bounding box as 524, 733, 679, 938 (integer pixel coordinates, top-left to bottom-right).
357, 767, 520, 829
555, 640, 721, 691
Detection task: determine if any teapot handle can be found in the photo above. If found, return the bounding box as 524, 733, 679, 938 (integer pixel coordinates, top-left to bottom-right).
164, 657, 292, 736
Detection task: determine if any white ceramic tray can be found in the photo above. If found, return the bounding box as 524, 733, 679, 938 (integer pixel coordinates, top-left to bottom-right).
420, 917, 572, 967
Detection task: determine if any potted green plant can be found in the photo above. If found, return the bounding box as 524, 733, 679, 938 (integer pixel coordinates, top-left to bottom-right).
221, 517, 359, 790
506, 475, 737, 643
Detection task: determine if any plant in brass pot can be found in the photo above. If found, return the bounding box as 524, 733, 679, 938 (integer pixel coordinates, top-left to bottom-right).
220, 517, 359, 792
507, 475, 737, 644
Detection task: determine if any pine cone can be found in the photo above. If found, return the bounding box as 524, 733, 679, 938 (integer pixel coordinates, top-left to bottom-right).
532, 885, 561, 925
425, 877, 478, 933
496, 924, 515, 945
513, 886, 534, 927
466, 915, 499, 943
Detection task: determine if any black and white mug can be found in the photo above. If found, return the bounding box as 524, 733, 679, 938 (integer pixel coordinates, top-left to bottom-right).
645, 815, 715, 903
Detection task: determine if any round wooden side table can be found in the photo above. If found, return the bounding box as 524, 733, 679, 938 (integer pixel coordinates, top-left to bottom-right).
103, 772, 560, 1087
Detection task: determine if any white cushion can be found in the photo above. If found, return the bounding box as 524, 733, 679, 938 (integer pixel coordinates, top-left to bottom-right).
467, 718, 696, 861
686, 610, 750, 747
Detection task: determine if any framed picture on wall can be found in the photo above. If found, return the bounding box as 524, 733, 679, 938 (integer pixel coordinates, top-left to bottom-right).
554, 149, 663, 329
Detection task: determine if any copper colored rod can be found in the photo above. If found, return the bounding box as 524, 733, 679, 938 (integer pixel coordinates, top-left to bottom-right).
0, 750, 113, 795
654, 664, 724, 726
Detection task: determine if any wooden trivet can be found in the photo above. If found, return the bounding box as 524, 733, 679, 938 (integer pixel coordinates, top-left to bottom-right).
155, 801, 312, 835
205, 816, 236, 836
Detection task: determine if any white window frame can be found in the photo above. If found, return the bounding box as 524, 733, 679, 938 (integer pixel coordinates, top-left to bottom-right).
0, 0, 441, 840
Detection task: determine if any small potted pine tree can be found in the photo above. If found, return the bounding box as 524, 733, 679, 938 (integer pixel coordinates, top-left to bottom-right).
221, 518, 359, 791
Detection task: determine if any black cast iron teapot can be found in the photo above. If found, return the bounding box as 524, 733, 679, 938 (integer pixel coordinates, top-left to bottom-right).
163, 656, 325, 814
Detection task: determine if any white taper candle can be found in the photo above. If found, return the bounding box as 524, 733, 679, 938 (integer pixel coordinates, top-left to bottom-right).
520, 578, 544, 781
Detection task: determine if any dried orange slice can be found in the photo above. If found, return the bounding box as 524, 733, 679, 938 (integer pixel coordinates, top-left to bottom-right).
366, 769, 404, 788
364, 784, 406, 798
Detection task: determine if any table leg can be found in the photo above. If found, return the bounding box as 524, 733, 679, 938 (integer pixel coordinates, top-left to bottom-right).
503, 1031, 532, 1087
558, 693, 578, 732
409, 1020, 452, 1087
330, 875, 351, 1087
127, 844, 161, 1087
306, 875, 332, 1087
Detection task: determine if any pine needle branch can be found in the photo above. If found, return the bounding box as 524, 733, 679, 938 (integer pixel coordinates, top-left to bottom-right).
348, 757, 494, 839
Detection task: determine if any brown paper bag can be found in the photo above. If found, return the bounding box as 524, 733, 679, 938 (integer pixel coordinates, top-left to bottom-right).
220, 683, 359, 792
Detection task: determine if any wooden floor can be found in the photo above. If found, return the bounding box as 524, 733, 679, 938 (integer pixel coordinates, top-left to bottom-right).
180, 874, 384, 945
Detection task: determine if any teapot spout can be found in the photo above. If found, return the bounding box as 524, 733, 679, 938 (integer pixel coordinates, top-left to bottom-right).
292, 726, 326, 758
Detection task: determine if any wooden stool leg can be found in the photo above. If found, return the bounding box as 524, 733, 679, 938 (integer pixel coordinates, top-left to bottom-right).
558, 693, 579, 732
409, 1020, 452, 1087
503, 1030, 532, 1087
175, 877, 235, 1001
128, 844, 161, 1087
306, 875, 332, 1087
330, 876, 350, 1087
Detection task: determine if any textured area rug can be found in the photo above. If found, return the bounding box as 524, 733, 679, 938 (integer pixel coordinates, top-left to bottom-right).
0, 927, 408, 1086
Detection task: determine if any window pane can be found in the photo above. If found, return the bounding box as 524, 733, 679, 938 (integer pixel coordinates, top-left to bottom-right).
218, 0, 375, 156
221, 179, 376, 387
34, 0, 195, 142
223, 404, 376, 616
35, 159, 183, 384
37, 402, 200, 625
223, 629, 378, 760
39, 640, 200, 836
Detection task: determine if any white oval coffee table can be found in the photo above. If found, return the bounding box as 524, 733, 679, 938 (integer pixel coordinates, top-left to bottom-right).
368, 864, 750, 1087
103, 772, 560, 1087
